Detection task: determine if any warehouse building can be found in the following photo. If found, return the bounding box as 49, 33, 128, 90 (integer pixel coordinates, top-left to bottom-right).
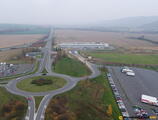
57, 42, 109, 49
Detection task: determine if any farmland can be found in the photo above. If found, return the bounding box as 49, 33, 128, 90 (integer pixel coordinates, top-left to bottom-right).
0, 49, 23, 62
55, 29, 158, 51
0, 48, 37, 64
0, 34, 46, 48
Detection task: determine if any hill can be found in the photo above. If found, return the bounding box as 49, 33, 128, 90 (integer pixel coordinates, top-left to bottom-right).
84, 16, 158, 33
98, 16, 158, 28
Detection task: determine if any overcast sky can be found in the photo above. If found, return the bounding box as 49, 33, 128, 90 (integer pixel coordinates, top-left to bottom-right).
0, 0, 158, 25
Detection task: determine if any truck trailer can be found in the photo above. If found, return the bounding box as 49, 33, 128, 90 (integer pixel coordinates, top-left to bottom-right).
141, 94, 158, 106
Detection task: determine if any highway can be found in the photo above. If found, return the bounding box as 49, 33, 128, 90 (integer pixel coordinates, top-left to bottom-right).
5, 28, 101, 120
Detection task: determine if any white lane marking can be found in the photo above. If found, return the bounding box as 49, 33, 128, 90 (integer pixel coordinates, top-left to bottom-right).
34, 95, 49, 120
34, 113, 37, 120
25, 116, 29, 120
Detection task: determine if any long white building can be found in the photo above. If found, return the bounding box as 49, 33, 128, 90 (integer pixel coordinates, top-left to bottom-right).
57, 42, 109, 49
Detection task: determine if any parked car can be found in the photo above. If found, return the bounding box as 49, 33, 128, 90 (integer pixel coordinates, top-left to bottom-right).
133, 106, 148, 117
120, 108, 126, 112
151, 109, 158, 115
42, 73, 47, 75
107, 73, 111, 77
114, 92, 120, 96
126, 71, 135, 76
110, 83, 115, 86
27, 97, 32, 101
116, 96, 122, 101
122, 112, 129, 117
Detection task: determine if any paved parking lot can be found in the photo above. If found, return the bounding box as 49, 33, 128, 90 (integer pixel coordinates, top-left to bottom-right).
0, 64, 34, 77
108, 66, 158, 117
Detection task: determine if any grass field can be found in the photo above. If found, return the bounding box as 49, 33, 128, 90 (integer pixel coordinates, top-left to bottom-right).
45, 72, 120, 120
0, 34, 46, 48
34, 96, 43, 111
42, 68, 48, 74
17, 76, 67, 92
0, 87, 27, 120
54, 56, 91, 77
85, 51, 158, 65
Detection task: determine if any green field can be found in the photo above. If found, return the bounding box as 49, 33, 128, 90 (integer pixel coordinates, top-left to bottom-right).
42, 68, 48, 74
85, 52, 158, 65
54, 57, 91, 77
0, 87, 27, 120
34, 96, 43, 111
45, 73, 120, 120
17, 76, 67, 92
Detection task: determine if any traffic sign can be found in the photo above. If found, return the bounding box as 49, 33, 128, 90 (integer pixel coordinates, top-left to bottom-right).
119, 116, 123, 120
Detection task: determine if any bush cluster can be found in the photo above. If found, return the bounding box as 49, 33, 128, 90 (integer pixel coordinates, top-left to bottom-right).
31, 78, 52, 86
0, 100, 26, 120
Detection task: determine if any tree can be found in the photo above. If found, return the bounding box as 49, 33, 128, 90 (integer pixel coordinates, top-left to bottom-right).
106, 104, 112, 116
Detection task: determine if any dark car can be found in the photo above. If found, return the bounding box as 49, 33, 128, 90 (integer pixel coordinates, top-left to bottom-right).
152, 109, 158, 115
42, 73, 47, 75
120, 108, 126, 112
116, 96, 122, 101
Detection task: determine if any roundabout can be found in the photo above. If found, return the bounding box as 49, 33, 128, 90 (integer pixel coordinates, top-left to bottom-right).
16, 76, 67, 92
5, 29, 101, 120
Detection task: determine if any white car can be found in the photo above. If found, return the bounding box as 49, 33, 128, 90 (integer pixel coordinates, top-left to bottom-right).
126, 71, 135, 76
121, 68, 133, 73
122, 112, 129, 117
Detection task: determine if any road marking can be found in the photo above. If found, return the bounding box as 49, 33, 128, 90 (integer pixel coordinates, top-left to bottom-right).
41, 115, 44, 119
35, 95, 49, 120
25, 116, 29, 120
44, 105, 47, 109
34, 113, 37, 120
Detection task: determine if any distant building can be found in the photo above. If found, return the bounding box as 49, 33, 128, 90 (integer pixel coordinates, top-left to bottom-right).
57, 42, 109, 49
25, 52, 41, 58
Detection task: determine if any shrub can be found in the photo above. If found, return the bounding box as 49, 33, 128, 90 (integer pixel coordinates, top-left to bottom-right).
31, 78, 52, 86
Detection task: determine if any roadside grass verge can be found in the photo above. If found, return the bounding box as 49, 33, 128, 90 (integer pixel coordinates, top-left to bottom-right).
17, 76, 67, 92
42, 68, 48, 74
34, 96, 44, 111
85, 51, 158, 65
141, 66, 158, 72
54, 56, 91, 77
0, 87, 27, 120
45, 73, 121, 120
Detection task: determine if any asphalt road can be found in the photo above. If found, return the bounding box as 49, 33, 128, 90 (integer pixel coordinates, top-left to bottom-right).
5, 28, 101, 120
108, 66, 158, 116
35, 29, 100, 120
